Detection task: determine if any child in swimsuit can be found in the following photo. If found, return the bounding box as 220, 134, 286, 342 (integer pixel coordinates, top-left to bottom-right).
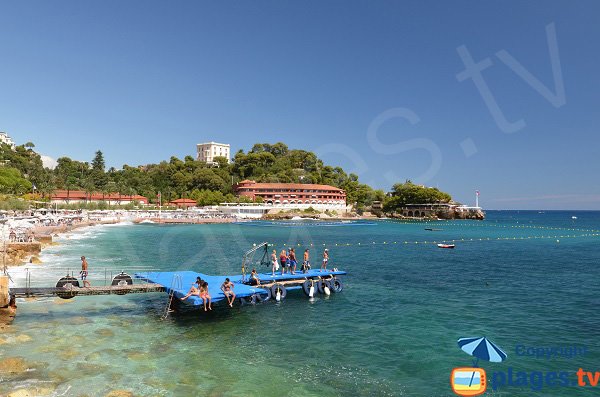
200, 281, 212, 311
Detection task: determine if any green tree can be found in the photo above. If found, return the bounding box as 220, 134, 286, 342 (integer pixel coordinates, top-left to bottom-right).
92, 150, 105, 173
0, 167, 32, 195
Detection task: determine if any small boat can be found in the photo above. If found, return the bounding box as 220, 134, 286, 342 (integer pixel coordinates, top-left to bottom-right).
437, 243, 455, 249
571, 216, 577, 220
425, 228, 443, 231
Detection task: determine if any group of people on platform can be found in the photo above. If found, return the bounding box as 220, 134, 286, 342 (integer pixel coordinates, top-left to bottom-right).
181, 276, 237, 310
270, 247, 329, 276
179, 247, 332, 311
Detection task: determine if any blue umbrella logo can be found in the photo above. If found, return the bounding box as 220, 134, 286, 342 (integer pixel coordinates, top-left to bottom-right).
457, 337, 507, 387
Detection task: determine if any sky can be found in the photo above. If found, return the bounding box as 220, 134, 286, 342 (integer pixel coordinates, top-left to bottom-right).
0, 1, 599, 210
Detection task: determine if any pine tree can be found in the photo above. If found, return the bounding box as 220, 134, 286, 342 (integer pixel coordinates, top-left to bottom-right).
92, 150, 105, 172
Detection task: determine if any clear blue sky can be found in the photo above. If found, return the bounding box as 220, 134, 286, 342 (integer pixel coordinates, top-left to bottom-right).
1, 1, 598, 209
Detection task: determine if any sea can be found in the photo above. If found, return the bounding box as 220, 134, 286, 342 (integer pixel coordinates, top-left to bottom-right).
2, 210, 600, 397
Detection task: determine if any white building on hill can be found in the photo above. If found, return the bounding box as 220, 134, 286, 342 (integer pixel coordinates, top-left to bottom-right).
196, 142, 230, 165
0, 132, 16, 150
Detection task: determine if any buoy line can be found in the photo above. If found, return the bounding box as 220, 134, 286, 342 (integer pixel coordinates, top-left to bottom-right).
265, 232, 600, 249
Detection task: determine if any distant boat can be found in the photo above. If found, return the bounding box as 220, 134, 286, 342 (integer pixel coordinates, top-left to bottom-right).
571, 216, 577, 220
437, 243, 455, 249
425, 228, 443, 231
140, 219, 155, 224
291, 216, 303, 220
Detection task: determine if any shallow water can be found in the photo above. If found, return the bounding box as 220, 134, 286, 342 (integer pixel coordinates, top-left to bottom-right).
2, 211, 600, 396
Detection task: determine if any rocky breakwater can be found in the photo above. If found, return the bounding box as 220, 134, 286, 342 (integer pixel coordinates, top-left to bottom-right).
4, 242, 42, 266
436, 206, 485, 220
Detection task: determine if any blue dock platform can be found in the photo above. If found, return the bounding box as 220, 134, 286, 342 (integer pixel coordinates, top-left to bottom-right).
135, 269, 347, 307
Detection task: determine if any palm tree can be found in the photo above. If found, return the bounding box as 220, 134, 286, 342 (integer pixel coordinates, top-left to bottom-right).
82, 178, 95, 204
66, 176, 78, 204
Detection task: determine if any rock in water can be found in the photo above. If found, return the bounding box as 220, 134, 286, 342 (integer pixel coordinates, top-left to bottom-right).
105, 391, 135, 397
0, 357, 31, 375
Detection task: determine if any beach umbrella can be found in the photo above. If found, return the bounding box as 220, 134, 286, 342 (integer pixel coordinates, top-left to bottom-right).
458, 336, 507, 365
458, 336, 507, 387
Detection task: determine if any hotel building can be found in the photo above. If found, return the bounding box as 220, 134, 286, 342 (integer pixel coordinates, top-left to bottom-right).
0, 132, 16, 150
196, 142, 230, 164
234, 180, 347, 210
50, 190, 149, 205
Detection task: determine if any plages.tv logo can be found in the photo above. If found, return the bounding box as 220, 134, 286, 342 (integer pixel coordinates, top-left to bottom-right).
450, 336, 507, 396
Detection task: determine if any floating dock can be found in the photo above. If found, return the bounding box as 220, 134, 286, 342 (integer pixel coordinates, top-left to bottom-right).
136, 268, 347, 307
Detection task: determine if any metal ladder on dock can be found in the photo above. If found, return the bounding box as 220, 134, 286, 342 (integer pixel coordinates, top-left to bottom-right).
162, 273, 182, 319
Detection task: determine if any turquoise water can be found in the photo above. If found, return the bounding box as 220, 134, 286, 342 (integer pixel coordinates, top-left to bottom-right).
2, 211, 600, 396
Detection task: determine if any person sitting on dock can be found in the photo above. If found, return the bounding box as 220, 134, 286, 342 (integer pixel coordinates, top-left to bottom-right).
221, 278, 236, 307
321, 249, 329, 271
199, 281, 212, 311
271, 249, 279, 276
301, 249, 311, 273
80, 256, 91, 287
181, 276, 203, 301
279, 249, 288, 275
289, 248, 297, 275
249, 269, 261, 286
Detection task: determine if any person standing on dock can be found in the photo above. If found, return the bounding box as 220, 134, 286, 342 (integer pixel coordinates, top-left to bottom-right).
271, 250, 279, 276
321, 249, 329, 271
302, 249, 311, 273
289, 248, 297, 274
279, 249, 288, 275
80, 256, 91, 287
221, 278, 236, 307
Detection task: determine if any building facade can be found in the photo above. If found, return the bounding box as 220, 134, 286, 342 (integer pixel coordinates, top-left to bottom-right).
50, 190, 149, 205
234, 180, 347, 210
168, 198, 197, 208
196, 142, 230, 164
0, 132, 16, 150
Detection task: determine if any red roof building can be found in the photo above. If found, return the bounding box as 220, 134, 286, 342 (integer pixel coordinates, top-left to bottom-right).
50, 190, 149, 205
168, 198, 197, 208
234, 180, 346, 206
